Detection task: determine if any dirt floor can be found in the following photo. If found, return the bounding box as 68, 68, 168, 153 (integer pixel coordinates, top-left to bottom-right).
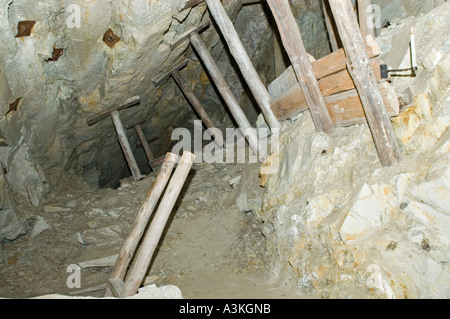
0, 159, 303, 299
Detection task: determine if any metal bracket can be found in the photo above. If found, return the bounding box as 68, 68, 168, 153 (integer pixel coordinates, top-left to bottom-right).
380, 64, 417, 79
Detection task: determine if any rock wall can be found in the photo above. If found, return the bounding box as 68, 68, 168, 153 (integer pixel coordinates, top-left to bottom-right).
0, 1, 330, 242
257, 2, 450, 298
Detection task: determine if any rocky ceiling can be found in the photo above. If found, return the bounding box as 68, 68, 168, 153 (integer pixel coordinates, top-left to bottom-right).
0, 0, 439, 200
0, 0, 332, 193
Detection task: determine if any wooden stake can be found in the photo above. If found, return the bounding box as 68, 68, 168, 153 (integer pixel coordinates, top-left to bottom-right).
87, 96, 143, 181
103, 153, 179, 297
153, 58, 224, 148
110, 110, 143, 181
328, 0, 401, 166
119, 151, 195, 298
171, 70, 225, 148
171, 24, 259, 157
267, 0, 335, 134
134, 124, 155, 169
205, 0, 281, 131
322, 0, 340, 51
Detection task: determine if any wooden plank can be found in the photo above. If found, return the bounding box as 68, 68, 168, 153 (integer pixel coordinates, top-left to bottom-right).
120, 151, 195, 298
327, 81, 399, 126
271, 81, 400, 126
269, 55, 382, 101
86, 96, 140, 126
318, 57, 382, 97
267, 0, 334, 134
313, 35, 381, 80
329, 0, 401, 166
103, 153, 179, 297
205, 0, 281, 130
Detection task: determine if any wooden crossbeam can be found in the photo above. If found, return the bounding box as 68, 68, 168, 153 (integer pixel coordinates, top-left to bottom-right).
171, 21, 259, 158
271, 80, 399, 126
86, 96, 143, 181
267, 0, 334, 133
86, 96, 140, 126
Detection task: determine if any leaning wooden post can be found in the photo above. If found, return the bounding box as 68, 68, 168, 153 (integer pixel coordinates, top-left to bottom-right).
110, 111, 144, 181
358, 0, 375, 40
120, 151, 195, 298
87, 96, 143, 181
204, 0, 281, 131
322, 0, 339, 51
152, 57, 224, 148
267, 0, 335, 134
328, 0, 400, 166
133, 122, 155, 171
103, 153, 179, 297
171, 23, 259, 158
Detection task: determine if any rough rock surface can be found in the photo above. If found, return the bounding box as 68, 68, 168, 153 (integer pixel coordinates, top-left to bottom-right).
258, 2, 450, 299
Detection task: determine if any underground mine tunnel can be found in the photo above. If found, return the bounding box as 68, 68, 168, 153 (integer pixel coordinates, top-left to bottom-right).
0, 0, 449, 299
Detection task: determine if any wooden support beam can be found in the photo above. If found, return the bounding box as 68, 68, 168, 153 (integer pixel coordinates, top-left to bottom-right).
110, 110, 144, 181
171, 24, 259, 158
87, 96, 143, 181
271, 80, 399, 126
120, 151, 195, 298
319, 57, 382, 97
268, 37, 382, 100
134, 124, 155, 170
153, 57, 224, 148
86, 96, 140, 126
322, 0, 340, 51
326, 81, 399, 126
267, 0, 335, 134
205, 0, 281, 131
104, 153, 179, 297
328, 0, 401, 166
